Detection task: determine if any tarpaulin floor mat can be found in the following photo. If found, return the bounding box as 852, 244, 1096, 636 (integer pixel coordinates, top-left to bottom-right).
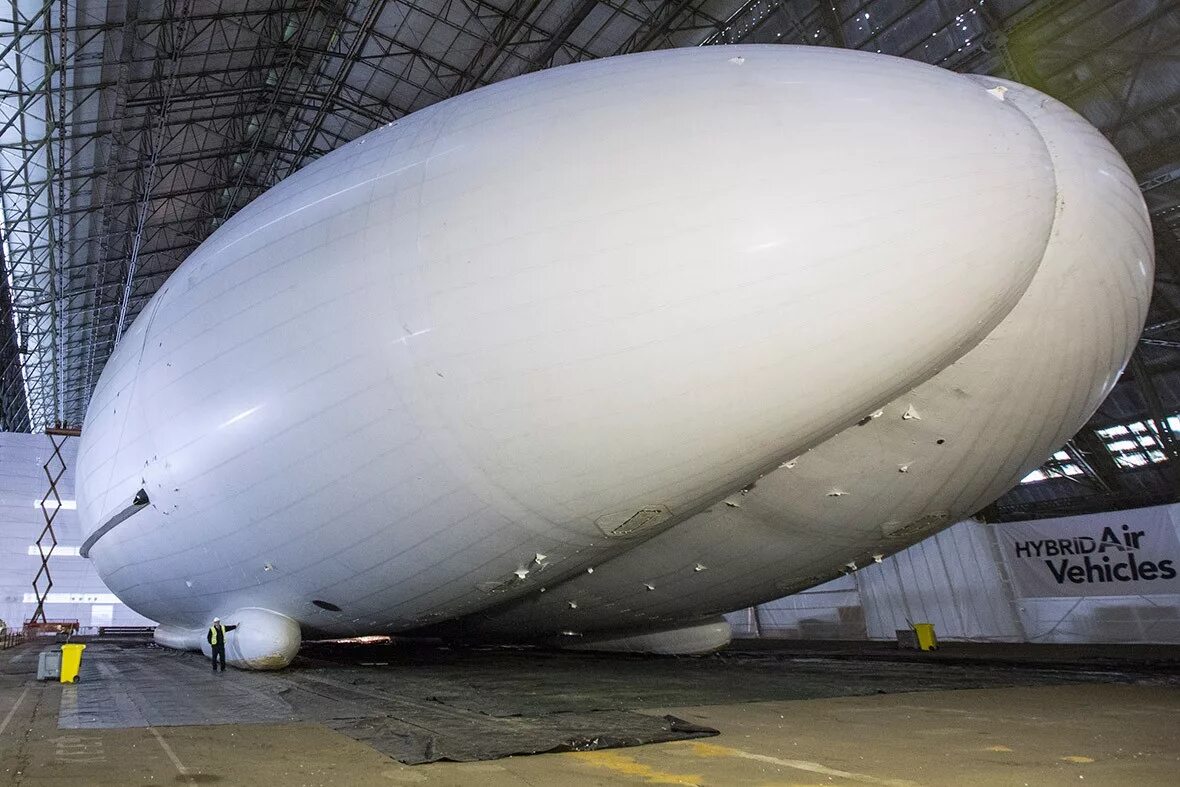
55, 644, 717, 762
326, 712, 717, 764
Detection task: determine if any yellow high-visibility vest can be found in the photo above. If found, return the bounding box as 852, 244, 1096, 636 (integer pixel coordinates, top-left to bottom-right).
209, 625, 223, 646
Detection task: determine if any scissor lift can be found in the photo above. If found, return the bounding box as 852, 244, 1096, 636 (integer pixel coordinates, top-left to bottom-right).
30, 426, 81, 625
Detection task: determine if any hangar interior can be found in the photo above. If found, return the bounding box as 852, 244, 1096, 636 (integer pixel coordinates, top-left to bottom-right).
2, 0, 1180, 785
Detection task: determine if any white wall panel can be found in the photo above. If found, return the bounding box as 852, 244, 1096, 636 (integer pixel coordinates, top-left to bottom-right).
726, 573, 866, 639
856, 521, 1023, 641
738, 506, 1180, 644
0, 432, 154, 631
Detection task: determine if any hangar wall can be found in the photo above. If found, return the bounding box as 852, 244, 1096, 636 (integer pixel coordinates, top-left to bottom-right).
0, 432, 154, 631
730, 506, 1180, 644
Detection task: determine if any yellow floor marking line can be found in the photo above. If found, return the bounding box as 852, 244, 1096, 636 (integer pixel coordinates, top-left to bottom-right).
0, 686, 30, 738
148, 726, 197, 785
1060, 755, 1095, 764
678, 741, 921, 787
984, 745, 1013, 752
568, 749, 703, 785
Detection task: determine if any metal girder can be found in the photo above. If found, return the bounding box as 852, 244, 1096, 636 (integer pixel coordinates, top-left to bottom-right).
529, 0, 598, 69
624, 0, 727, 50
1, 0, 69, 429
208, 0, 354, 224
616, 1, 696, 54
0, 244, 31, 431
107, 0, 193, 342
1068, 429, 1126, 494
1128, 351, 1180, 484
264, 0, 393, 185
82, 0, 140, 400
1151, 220, 1180, 320
818, 2, 845, 48
449, 0, 545, 96
1029, 2, 1175, 87
1141, 338, 1180, 350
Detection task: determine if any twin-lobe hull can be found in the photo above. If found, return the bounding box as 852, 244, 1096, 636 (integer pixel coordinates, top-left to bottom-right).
76, 46, 1151, 668
442, 76, 1154, 644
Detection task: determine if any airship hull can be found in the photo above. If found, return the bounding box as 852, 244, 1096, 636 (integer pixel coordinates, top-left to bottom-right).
75, 46, 1152, 668
444, 75, 1155, 644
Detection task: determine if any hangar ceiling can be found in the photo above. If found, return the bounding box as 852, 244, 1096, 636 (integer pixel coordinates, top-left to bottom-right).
0, 0, 1178, 519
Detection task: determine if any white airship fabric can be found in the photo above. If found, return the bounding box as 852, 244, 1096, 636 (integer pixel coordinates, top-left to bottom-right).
73, 47, 1151, 668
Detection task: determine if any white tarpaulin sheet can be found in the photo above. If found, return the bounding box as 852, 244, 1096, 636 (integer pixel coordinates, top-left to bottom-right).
996, 507, 1180, 598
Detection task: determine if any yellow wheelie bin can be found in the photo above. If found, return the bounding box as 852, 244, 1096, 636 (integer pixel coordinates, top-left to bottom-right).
60, 643, 86, 683
912, 623, 938, 651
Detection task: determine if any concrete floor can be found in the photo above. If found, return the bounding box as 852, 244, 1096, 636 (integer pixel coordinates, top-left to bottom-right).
3, 639, 1179, 786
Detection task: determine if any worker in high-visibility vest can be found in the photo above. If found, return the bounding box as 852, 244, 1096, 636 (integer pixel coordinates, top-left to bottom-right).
207, 617, 238, 673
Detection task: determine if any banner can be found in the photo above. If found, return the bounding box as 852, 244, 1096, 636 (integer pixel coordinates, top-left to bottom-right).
995, 506, 1180, 598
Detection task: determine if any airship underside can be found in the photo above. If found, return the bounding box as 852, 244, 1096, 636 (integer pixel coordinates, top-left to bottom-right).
75, 46, 1152, 668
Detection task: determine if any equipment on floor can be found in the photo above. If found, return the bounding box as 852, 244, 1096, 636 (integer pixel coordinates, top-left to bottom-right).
913, 623, 938, 651
896, 623, 939, 651
36, 649, 61, 680
97, 626, 156, 636
23, 619, 79, 637
60, 643, 86, 682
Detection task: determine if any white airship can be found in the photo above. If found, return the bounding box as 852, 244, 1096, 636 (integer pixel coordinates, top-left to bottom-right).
75, 45, 1153, 669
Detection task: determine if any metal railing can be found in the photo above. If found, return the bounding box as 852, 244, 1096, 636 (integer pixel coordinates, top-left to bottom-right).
0, 630, 27, 650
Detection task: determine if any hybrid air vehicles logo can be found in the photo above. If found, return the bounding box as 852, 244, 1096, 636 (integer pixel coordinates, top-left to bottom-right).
1011, 524, 1177, 586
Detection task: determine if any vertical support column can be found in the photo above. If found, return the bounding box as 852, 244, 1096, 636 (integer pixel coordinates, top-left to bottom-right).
983, 519, 1030, 642
31, 425, 80, 623
54, 0, 68, 422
